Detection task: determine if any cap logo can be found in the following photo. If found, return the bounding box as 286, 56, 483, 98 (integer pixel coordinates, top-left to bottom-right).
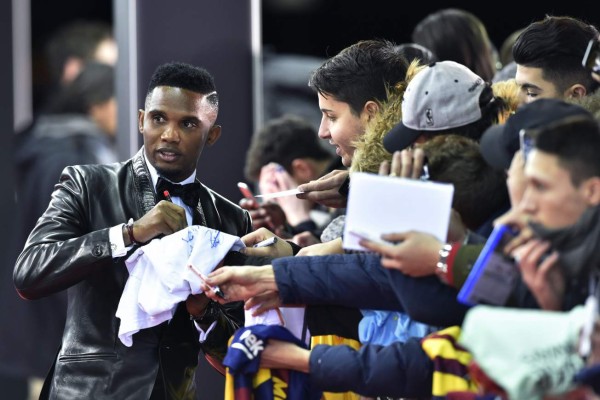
426, 108, 434, 126
468, 78, 484, 92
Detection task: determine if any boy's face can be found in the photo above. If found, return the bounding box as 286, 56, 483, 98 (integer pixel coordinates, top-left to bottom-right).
515, 65, 562, 104
316, 92, 368, 167
520, 149, 590, 229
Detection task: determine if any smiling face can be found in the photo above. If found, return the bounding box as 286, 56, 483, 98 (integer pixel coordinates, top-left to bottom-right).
139, 86, 221, 182
316, 92, 370, 167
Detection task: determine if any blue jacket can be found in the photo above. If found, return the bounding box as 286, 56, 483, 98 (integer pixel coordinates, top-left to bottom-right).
272, 253, 470, 327
270, 253, 470, 397
309, 338, 432, 398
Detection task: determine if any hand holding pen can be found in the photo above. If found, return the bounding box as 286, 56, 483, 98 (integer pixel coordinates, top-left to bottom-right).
188, 264, 226, 299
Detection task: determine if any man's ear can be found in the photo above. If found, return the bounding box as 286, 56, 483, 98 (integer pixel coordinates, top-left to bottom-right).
138, 109, 145, 132
363, 100, 380, 121
62, 57, 83, 84
565, 84, 587, 99
206, 125, 222, 146
291, 158, 314, 183
583, 177, 600, 206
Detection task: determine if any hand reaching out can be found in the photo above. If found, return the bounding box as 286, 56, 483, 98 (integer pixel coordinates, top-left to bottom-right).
244, 290, 283, 316
297, 169, 349, 208
359, 230, 443, 276
201, 265, 278, 303
240, 228, 293, 258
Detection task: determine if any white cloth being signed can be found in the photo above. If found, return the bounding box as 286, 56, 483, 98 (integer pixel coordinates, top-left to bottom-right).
116, 226, 244, 346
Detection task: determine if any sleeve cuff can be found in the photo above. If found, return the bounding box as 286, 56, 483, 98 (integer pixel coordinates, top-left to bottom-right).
109, 224, 131, 257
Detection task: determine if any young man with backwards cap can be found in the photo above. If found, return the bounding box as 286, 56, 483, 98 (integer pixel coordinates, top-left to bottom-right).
382, 60, 507, 154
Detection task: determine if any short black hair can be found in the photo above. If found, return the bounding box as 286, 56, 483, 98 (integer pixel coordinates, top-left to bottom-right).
244, 115, 333, 181
146, 62, 218, 108
45, 20, 113, 85
421, 135, 509, 231
411, 8, 497, 82
513, 15, 600, 94
46, 62, 114, 115
533, 115, 600, 186
309, 39, 409, 115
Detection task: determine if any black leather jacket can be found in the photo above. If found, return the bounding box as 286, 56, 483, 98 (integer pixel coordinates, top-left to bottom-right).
13, 149, 251, 399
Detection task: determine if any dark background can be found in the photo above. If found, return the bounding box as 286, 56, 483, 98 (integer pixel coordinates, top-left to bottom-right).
30, 0, 599, 106
260, 1, 598, 57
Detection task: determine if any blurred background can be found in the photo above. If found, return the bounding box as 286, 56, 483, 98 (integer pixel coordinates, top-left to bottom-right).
29, 0, 596, 113
1, 1, 598, 399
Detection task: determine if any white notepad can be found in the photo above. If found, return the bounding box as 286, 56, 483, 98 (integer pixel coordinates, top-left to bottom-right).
342, 172, 454, 251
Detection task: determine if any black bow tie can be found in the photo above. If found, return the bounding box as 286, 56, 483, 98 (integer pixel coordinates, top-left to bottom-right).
156, 177, 201, 209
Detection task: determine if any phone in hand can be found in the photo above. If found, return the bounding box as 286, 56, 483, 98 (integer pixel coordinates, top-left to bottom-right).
519, 129, 535, 162
458, 224, 520, 306
583, 39, 600, 74
237, 182, 258, 203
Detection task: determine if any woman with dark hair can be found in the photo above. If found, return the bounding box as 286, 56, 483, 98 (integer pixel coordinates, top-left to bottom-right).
412, 8, 497, 82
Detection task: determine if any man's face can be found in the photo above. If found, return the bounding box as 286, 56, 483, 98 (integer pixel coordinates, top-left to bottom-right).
140, 86, 220, 182
515, 65, 562, 104
316, 92, 368, 167
520, 149, 590, 229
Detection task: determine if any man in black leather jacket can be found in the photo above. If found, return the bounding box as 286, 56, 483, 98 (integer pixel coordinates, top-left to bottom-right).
13, 62, 251, 399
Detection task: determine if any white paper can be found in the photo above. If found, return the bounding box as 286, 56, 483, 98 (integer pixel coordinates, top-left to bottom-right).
255, 188, 303, 199
342, 172, 454, 251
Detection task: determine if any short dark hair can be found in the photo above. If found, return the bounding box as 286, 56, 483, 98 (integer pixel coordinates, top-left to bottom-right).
46, 62, 114, 115
533, 115, 600, 186
513, 15, 600, 94
411, 8, 496, 82
308, 39, 409, 115
45, 20, 113, 84
421, 135, 509, 231
244, 115, 333, 181
146, 62, 218, 108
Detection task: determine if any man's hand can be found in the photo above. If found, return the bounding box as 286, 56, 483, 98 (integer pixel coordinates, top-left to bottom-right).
513, 239, 564, 310
202, 265, 277, 303
359, 230, 443, 277
296, 237, 343, 256
259, 163, 313, 227
379, 148, 426, 179
297, 169, 349, 208
244, 290, 283, 316
494, 207, 534, 254
241, 228, 293, 258
239, 198, 288, 233
291, 231, 321, 247
185, 292, 210, 318
259, 339, 310, 373
127, 200, 187, 244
